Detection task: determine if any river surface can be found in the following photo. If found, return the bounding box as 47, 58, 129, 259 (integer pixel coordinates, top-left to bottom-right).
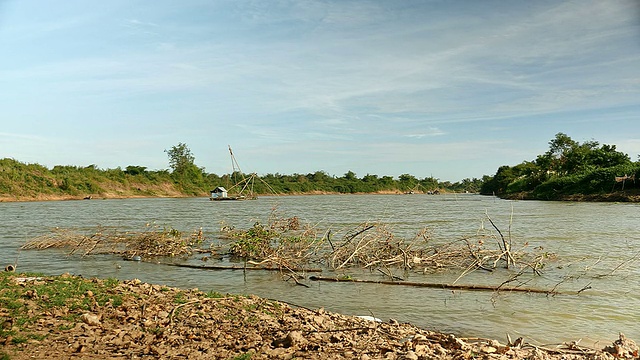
1, 194, 639, 346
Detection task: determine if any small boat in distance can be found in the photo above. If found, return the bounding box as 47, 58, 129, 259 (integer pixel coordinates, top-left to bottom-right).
210, 146, 258, 201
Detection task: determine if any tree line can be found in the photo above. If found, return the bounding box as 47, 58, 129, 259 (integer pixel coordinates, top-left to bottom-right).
2, 133, 638, 201
163, 143, 484, 195
480, 133, 640, 200
0, 144, 482, 200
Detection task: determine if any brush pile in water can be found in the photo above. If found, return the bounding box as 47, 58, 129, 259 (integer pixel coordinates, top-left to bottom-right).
21, 223, 205, 259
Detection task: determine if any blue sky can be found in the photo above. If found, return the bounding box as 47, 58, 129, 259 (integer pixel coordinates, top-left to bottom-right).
1, 0, 639, 181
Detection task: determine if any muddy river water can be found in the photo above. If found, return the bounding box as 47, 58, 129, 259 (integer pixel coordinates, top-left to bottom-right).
1, 194, 638, 346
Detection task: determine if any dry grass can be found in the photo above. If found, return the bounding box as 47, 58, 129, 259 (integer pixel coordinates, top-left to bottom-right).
21, 209, 552, 285
219, 210, 551, 281
21, 223, 205, 259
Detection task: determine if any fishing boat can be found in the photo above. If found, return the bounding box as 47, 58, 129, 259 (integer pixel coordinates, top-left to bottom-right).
210, 146, 259, 201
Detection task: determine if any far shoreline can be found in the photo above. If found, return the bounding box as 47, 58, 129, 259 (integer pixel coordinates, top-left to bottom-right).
0, 190, 441, 203
1, 189, 639, 203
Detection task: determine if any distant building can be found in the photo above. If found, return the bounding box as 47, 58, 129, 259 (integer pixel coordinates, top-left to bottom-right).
210, 186, 228, 199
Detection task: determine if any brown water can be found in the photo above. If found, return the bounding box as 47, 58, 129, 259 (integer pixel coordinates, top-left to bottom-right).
1, 194, 638, 346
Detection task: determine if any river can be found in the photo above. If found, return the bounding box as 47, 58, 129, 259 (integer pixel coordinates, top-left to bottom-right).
1, 194, 638, 346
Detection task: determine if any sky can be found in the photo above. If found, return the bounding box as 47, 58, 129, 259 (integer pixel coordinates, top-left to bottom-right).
1, 0, 639, 182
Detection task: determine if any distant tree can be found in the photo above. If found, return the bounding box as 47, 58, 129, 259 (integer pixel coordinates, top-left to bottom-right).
420, 176, 439, 191
362, 174, 378, 183
337, 170, 359, 193
455, 178, 483, 193
165, 143, 196, 176
398, 173, 418, 191
125, 165, 147, 176
537, 134, 631, 175
342, 171, 357, 181
585, 143, 630, 169
480, 165, 517, 195
547, 133, 577, 158
308, 171, 331, 183
379, 176, 395, 188
543, 132, 578, 174
165, 143, 207, 194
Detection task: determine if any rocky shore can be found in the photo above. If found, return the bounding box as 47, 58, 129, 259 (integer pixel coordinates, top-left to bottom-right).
1, 273, 638, 359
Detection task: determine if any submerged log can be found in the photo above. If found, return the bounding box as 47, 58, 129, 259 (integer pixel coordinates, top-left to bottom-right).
155, 262, 323, 273
308, 275, 562, 295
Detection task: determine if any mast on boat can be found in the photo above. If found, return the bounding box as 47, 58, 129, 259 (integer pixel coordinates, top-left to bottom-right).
228, 145, 245, 187
210, 146, 257, 201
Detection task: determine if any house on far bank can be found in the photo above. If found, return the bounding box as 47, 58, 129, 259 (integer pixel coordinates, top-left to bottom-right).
210, 186, 228, 200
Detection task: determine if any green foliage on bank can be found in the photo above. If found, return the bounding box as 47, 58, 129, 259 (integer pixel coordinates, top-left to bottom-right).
249, 171, 470, 194
480, 133, 640, 200
0, 158, 179, 200
0, 156, 482, 199
1, 142, 485, 200
3, 135, 637, 201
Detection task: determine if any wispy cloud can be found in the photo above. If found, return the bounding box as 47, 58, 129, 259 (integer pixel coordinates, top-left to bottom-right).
0, 132, 48, 142
5, 0, 634, 122
124, 19, 159, 28
405, 127, 445, 139
1, 0, 638, 179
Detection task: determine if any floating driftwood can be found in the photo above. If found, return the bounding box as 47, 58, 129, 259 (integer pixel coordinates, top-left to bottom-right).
155, 262, 323, 273
308, 275, 562, 295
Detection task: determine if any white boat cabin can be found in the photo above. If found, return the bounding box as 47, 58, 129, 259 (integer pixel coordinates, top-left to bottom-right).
210, 186, 228, 199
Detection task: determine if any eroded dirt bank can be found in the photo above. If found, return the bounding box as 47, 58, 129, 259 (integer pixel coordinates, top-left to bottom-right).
1, 273, 638, 359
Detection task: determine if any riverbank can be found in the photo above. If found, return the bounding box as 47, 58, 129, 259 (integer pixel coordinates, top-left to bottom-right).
0, 190, 438, 203
0, 193, 190, 203
500, 189, 640, 202
3, 188, 640, 203
1, 272, 637, 359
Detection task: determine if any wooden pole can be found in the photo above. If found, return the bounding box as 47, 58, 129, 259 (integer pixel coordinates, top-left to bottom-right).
308, 275, 563, 295
154, 262, 323, 273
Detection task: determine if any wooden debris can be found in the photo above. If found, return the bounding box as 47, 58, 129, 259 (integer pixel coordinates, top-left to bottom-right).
308, 275, 560, 295
154, 262, 322, 273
